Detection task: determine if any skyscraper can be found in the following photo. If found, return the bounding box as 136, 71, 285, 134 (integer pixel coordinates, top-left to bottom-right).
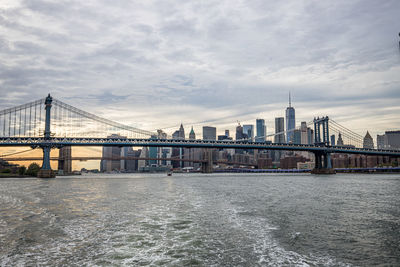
256, 119, 266, 142
274, 117, 285, 143
337, 132, 344, 146
243, 125, 254, 142
101, 134, 126, 172
179, 123, 185, 139
377, 134, 385, 149
273, 117, 285, 162
363, 131, 374, 149
189, 126, 196, 140
236, 123, 244, 140
285, 92, 295, 143
203, 126, 216, 140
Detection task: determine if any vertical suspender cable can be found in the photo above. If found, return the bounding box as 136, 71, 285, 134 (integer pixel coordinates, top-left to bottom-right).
13, 108, 16, 136
9, 111, 11, 137
34, 102, 37, 137
39, 101, 42, 136
19, 108, 21, 136
24, 106, 27, 136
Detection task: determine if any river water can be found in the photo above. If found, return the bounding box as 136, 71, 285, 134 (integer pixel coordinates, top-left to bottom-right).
0, 173, 399, 266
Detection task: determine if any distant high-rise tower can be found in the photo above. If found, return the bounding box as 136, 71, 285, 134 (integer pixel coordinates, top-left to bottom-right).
274, 117, 285, 143
236, 123, 244, 140
363, 131, 374, 149
256, 119, 266, 142
337, 132, 344, 146
203, 126, 216, 140
189, 126, 196, 140
285, 92, 295, 143
179, 123, 185, 139
225, 130, 230, 137
377, 134, 385, 149
243, 125, 254, 142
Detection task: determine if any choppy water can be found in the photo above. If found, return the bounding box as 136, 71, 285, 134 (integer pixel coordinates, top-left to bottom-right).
0, 173, 399, 266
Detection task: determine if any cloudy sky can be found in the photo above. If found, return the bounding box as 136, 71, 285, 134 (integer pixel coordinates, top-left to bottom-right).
1, 0, 399, 139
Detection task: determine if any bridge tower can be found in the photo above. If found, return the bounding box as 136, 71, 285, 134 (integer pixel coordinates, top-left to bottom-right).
201, 149, 213, 173
37, 94, 56, 178
312, 116, 335, 174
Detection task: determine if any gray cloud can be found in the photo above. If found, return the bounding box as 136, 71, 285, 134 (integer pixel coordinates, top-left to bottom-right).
0, 0, 399, 137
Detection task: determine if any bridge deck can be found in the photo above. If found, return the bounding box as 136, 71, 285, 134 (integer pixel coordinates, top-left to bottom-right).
1, 137, 400, 157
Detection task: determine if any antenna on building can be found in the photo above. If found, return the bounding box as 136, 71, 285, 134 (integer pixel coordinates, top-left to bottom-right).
289, 91, 291, 107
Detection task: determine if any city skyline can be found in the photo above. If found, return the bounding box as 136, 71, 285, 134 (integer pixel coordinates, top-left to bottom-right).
0, 1, 399, 141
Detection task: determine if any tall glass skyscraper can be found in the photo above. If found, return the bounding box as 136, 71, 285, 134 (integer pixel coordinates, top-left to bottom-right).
285, 93, 295, 143
255, 119, 266, 142
243, 125, 254, 142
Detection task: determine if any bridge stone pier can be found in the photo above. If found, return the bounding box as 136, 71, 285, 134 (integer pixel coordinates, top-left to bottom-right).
311, 151, 335, 174
201, 149, 213, 173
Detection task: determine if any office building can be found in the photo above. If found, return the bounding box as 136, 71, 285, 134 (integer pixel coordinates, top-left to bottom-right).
293, 129, 301, 144
274, 117, 285, 143
236, 123, 244, 140
285, 93, 295, 143
363, 131, 374, 149
243, 124, 254, 142
101, 134, 127, 172
377, 134, 385, 149
203, 126, 216, 141
300, 122, 308, 144
331, 135, 336, 146
256, 119, 266, 142
337, 132, 344, 146
385, 130, 400, 149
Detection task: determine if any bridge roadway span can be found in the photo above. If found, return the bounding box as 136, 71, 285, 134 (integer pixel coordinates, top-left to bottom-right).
1, 137, 400, 157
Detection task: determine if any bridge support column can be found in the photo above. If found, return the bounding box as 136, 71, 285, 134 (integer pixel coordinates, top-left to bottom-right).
311, 151, 335, 174
201, 149, 213, 173
37, 145, 55, 178
37, 94, 55, 178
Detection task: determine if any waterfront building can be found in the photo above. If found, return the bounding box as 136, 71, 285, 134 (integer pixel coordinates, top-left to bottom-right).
225, 130, 230, 137
123, 147, 141, 172
363, 131, 374, 149
274, 117, 285, 143
100, 134, 126, 172
137, 147, 148, 169
285, 93, 296, 143
243, 124, 254, 142
255, 119, 266, 142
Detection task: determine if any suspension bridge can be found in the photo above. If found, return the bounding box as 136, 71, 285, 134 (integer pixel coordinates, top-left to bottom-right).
0, 94, 399, 177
